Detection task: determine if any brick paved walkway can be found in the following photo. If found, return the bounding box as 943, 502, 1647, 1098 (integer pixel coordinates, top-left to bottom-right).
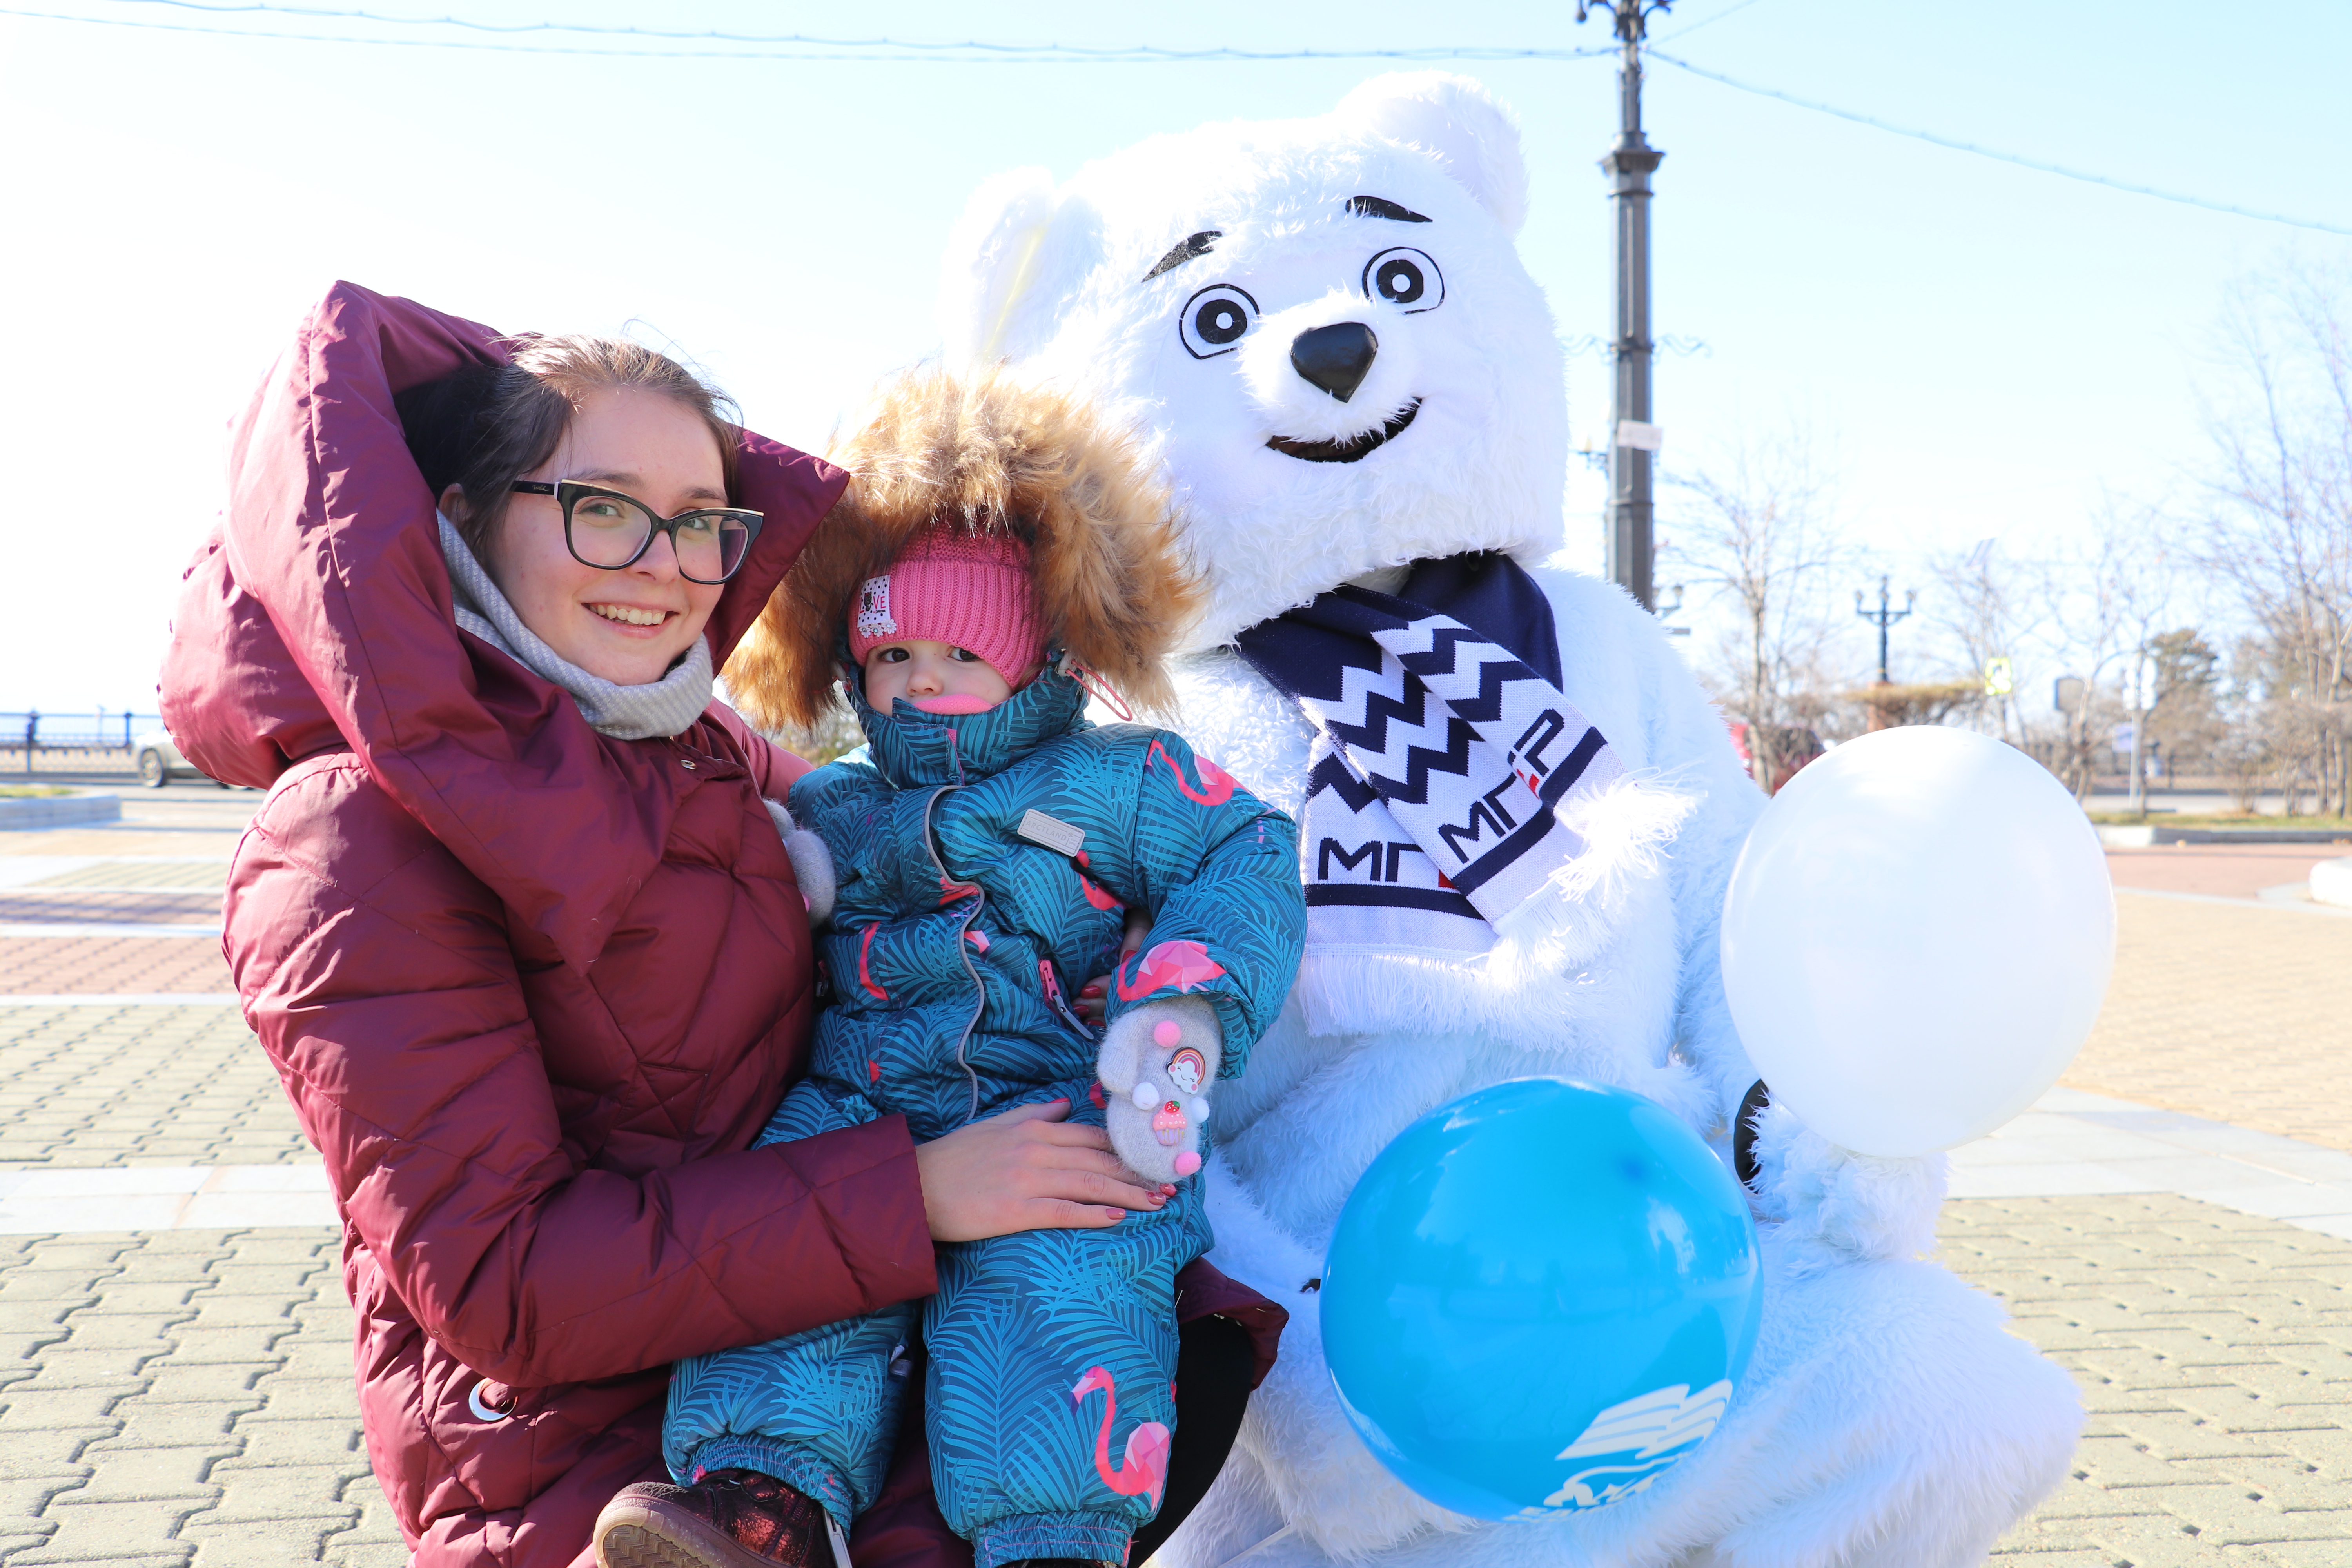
0, 1006, 303, 1170
0, 788, 381, 1565
2067, 893, 2352, 1153
14, 868, 227, 894
1956, 1194, 2352, 1563
0, 894, 222, 926
0, 838, 233, 861
0, 944, 232, 1000
0, 788, 252, 866
0, 797, 241, 1002
0, 995, 380, 1565
0, 1230, 402, 1566
2109, 842, 2352, 900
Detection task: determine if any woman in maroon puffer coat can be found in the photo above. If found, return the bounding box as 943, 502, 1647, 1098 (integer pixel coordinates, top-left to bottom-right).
159, 284, 1281, 1568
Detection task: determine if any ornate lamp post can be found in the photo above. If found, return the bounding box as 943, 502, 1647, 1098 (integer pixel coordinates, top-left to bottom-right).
1855, 575, 1915, 685
1577, 0, 1671, 612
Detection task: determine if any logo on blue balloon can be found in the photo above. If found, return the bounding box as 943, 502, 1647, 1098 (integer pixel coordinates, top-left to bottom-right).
1321, 1078, 1764, 1520
1542, 1378, 1733, 1511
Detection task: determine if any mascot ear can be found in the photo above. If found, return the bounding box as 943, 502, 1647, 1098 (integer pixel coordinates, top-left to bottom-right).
938, 166, 1065, 368
1334, 71, 1530, 237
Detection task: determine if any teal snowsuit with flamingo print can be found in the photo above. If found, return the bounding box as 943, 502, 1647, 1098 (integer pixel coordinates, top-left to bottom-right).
663, 666, 1304, 1568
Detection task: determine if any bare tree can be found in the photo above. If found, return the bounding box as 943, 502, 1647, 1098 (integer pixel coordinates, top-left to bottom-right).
1661, 421, 1853, 794
1928, 539, 2030, 743
2033, 499, 2187, 803
2194, 260, 2352, 818
2140, 627, 2224, 790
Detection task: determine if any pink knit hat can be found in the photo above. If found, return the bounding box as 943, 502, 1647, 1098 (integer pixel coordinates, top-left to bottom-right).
846, 530, 1046, 688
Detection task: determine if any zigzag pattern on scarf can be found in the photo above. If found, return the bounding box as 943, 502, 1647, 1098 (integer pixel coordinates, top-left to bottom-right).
1236, 560, 1632, 945
1305, 752, 1380, 811
1311, 621, 1598, 817
1320, 666, 1432, 756
1339, 714, 1481, 810
1395, 629, 1539, 723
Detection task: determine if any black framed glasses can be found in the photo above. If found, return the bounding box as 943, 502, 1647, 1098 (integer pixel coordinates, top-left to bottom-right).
509, 480, 764, 585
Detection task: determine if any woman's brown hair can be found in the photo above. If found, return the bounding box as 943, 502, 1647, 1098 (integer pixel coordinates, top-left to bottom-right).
396, 335, 741, 554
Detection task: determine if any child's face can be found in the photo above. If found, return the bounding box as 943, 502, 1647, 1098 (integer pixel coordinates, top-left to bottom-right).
864, 639, 1015, 715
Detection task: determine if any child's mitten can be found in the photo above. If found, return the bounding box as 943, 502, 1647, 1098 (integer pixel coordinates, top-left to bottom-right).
1096, 995, 1221, 1184
765, 800, 837, 926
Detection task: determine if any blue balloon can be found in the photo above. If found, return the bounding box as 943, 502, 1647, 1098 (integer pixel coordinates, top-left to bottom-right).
1322, 1078, 1763, 1520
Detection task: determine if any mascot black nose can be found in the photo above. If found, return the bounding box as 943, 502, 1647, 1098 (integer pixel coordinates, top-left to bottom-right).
1290, 322, 1379, 404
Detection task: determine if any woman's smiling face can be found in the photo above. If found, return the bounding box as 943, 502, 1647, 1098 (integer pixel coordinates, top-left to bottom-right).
473, 387, 729, 686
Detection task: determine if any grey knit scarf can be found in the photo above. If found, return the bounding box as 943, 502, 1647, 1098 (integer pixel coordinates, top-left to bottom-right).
438, 515, 714, 741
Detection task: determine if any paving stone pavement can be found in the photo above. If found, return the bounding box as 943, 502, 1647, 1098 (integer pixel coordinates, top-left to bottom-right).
0, 995, 378, 1565
0, 791, 251, 869
2067, 893, 2352, 1154
0, 895, 223, 928
0, 944, 233, 1000
1954, 1193, 2352, 1566
0, 1007, 302, 1170
2106, 843, 2352, 902
12, 869, 227, 894
0, 1226, 403, 1566
0, 839, 233, 862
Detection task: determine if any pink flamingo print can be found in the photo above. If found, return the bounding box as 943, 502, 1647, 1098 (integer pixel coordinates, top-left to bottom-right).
1072, 850, 1123, 913
1114, 940, 1227, 1002
1149, 740, 1239, 806
1070, 1365, 1171, 1510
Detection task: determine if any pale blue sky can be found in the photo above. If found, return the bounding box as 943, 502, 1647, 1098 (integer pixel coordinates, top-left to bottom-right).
3, 0, 2347, 710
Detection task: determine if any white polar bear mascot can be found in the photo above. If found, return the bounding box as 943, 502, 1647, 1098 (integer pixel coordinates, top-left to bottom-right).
935, 73, 2080, 1568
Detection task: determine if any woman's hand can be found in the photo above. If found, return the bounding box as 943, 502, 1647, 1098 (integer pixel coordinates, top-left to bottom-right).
916, 1099, 1174, 1242
1076, 907, 1154, 1026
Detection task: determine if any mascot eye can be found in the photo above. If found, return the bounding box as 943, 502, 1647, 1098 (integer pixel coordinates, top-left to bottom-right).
1364, 247, 1444, 314
1180, 285, 1259, 359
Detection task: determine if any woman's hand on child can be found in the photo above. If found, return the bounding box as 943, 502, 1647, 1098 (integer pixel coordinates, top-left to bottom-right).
916, 1099, 1174, 1241
1076, 908, 1154, 1025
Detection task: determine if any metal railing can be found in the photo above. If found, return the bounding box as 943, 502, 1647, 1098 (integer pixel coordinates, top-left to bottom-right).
0, 711, 165, 778
2, 711, 158, 748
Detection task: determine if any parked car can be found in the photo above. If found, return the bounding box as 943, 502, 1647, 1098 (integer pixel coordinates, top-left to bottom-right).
1726, 722, 1825, 795
133, 728, 228, 788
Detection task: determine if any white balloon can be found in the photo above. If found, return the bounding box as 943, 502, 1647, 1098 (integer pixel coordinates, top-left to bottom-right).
1720, 726, 2115, 1158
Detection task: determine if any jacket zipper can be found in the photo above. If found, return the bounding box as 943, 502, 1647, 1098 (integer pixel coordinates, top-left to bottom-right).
920, 776, 988, 1125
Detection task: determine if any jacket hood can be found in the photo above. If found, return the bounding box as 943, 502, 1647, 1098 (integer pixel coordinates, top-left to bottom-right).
851, 664, 1092, 789
722, 366, 1201, 732
158, 281, 848, 967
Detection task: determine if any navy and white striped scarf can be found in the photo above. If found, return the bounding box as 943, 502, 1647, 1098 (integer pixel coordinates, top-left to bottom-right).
1234, 554, 1629, 973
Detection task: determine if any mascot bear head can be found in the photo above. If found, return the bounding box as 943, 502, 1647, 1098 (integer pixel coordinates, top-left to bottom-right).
938, 72, 1567, 652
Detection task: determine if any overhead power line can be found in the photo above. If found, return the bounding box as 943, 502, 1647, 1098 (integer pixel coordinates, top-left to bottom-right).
1649, 0, 1771, 45
1648, 49, 2352, 238
9, 0, 1619, 61
5, 1, 2346, 238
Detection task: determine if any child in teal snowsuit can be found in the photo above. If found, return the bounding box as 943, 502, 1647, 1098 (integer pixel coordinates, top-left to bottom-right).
642, 374, 1304, 1568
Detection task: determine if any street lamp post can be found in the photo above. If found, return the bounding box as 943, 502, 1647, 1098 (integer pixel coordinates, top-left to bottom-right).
1855, 575, 1916, 685
1577, 0, 1671, 612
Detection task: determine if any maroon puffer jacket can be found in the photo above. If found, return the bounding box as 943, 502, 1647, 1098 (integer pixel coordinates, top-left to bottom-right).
163, 285, 1281, 1568
161, 283, 935, 1567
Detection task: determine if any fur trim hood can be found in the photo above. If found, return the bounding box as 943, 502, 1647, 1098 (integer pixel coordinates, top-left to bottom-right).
726, 367, 1200, 730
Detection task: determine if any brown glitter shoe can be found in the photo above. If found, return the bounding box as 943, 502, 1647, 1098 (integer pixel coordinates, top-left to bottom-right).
593, 1468, 829, 1568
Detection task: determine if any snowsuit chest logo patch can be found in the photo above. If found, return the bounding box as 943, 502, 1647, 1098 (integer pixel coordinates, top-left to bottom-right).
1016, 809, 1086, 858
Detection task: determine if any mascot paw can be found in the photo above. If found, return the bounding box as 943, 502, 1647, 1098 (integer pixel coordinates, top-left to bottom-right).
1097, 996, 1222, 1183
765, 800, 837, 926
1748, 1099, 1948, 1271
